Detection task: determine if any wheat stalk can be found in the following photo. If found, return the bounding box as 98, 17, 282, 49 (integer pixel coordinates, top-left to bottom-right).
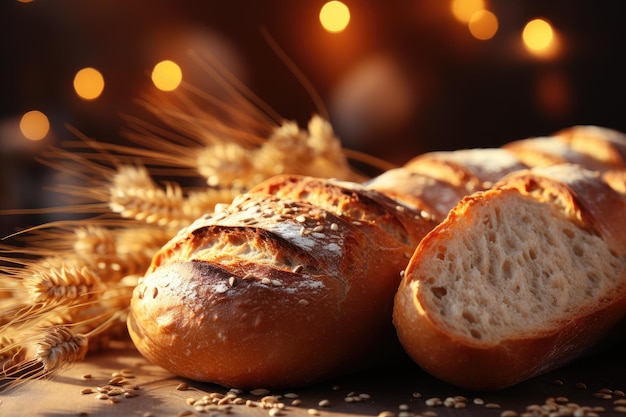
23, 263, 102, 306
34, 326, 88, 372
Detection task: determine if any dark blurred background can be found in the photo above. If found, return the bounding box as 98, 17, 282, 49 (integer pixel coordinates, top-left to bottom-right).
1, 0, 625, 236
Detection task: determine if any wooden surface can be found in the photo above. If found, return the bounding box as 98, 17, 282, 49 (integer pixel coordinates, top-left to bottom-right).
2, 341, 626, 417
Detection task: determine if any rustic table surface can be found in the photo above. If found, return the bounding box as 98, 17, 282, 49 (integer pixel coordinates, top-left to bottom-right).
2, 341, 625, 417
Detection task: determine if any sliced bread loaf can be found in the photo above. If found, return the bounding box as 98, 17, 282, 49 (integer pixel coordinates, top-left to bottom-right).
393, 164, 626, 390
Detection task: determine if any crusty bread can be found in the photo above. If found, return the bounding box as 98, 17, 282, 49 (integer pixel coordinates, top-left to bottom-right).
127, 175, 437, 389
126, 125, 626, 390
555, 125, 626, 168
604, 169, 626, 195
504, 125, 626, 171
393, 164, 626, 390
366, 148, 527, 221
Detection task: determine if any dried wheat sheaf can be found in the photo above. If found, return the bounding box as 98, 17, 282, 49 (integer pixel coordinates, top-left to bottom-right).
0, 55, 381, 390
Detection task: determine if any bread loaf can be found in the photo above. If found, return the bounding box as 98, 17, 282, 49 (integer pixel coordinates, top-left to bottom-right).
127, 174, 437, 389
504, 125, 626, 171
366, 148, 527, 221
393, 164, 626, 390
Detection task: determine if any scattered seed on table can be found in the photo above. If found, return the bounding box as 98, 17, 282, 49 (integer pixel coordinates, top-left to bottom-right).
109, 376, 126, 386
425, 397, 442, 407
251, 388, 271, 396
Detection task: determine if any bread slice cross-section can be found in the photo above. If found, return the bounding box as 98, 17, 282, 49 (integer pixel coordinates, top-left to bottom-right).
393, 164, 626, 390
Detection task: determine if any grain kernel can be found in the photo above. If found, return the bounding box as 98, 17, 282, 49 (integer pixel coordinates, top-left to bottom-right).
176, 383, 189, 391
318, 399, 330, 407
109, 376, 126, 386
425, 397, 442, 407
261, 395, 279, 404
81, 388, 93, 395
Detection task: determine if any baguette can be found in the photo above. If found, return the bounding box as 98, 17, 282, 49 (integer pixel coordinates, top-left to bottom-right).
504, 125, 626, 171
393, 164, 626, 390
127, 174, 437, 389
366, 148, 527, 221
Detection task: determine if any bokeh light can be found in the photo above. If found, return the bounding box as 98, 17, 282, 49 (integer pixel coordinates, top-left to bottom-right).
319, 1, 351, 34
468, 10, 498, 40
73, 67, 105, 100
450, 0, 485, 23
19, 110, 50, 141
522, 18, 554, 53
152, 60, 183, 92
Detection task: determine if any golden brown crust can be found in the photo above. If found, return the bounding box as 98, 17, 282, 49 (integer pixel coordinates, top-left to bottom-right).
404, 148, 527, 190
554, 125, 626, 169
128, 175, 437, 388
504, 126, 626, 171
366, 167, 468, 221
603, 169, 626, 195
367, 149, 526, 222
